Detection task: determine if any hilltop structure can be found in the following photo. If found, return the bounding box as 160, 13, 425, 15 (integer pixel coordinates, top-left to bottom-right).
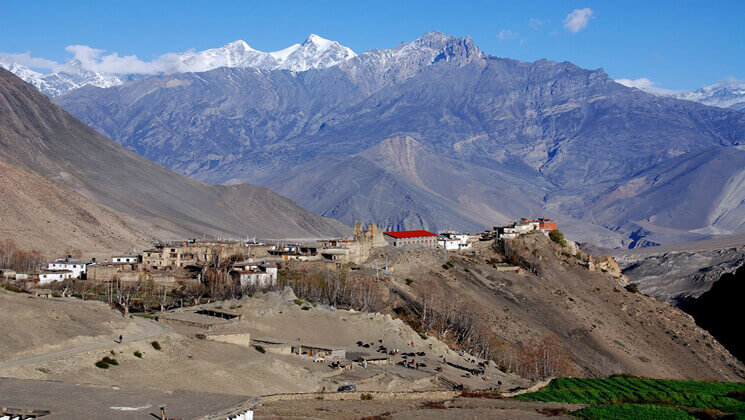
383, 230, 438, 248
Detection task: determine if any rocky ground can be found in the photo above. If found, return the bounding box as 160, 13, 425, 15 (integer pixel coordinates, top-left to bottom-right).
0, 287, 525, 404
364, 234, 745, 381
617, 243, 745, 303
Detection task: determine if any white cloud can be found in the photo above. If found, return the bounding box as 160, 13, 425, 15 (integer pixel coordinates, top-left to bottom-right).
563, 8, 594, 33
615, 77, 676, 95
616, 77, 655, 89
498, 29, 520, 41
64, 45, 166, 74
0, 51, 58, 69
529, 18, 546, 31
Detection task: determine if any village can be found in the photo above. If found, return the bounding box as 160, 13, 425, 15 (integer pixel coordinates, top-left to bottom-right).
0, 218, 561, 295
0, 217, 575, 418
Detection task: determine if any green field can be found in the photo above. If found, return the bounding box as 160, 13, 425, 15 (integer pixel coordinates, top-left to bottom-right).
517, 376, 745, 419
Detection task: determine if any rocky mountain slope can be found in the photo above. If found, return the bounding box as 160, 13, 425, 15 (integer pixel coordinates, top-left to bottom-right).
0, 68, 348, 242
613, 234, 745, 363
56, 32, 745, 248
373, 234, 744, 380
0, 34, 355, 96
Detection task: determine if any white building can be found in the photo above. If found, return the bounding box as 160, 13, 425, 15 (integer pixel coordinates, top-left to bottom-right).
230, 262, 278, 288
38, 270, 73, 285
438, 232, 473, 251
47, 257, 91, 279
112, 255, 140, 264
499, 220, 540, 240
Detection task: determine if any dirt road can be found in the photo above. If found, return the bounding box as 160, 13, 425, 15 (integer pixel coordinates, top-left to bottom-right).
0, 316, 168, 370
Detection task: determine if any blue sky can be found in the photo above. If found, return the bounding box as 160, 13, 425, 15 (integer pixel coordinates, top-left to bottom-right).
0, 0, 742, 90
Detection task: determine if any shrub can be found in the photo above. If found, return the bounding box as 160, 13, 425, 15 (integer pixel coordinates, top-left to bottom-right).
538, 407, 569, 417
133, 351, 142, 358
301, 306, 311, 310
361, 393, 373, 400
460, 390, 500, 399
422, 401, 447, 409
95, 360, 109, 369
405, 278, 414, 286
625, 283, 639, 293
254, 345, 266, 353
151, 341, 161, 350
52, 292, 61, 298
102, 356, 118, 366
549, 230, 567, 247
1, 284, 24, 293
294, 298, 304, 305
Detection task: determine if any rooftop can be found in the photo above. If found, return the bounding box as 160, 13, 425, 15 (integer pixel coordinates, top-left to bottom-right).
384, 230, 438, 239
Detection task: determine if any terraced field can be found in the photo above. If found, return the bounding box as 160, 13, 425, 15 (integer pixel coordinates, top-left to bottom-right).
518, 376, 745, 419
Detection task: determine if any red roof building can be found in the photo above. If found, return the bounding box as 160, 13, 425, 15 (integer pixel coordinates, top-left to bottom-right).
383, 230, 438, 248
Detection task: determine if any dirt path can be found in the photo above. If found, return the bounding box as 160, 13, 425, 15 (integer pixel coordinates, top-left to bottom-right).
0, 317, 169, 370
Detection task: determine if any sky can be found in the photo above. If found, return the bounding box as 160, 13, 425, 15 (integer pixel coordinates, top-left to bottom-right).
0, 0, 742, 90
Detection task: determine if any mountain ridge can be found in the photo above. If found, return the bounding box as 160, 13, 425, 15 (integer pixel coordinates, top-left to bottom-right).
0, 68, 349, 243
55, 32, 745, 248
0, 34, 356, 96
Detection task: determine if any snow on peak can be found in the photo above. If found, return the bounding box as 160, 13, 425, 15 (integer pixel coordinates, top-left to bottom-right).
622, 77, 745, 111
2, 35, 358, 96
224, 40, 255, 52
269, 34, 357, 72
304, 34, 334, 49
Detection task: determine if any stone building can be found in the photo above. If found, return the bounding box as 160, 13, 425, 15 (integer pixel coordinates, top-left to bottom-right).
318, 221, 388, 264
142, 239, 249, 270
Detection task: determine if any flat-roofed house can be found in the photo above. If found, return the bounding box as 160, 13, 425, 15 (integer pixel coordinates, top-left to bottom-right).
47, 257, 92, 279
384, 230, 438, 248
112, 255, 140, 264
229, 262, 278, 288
38, 270, 73, 284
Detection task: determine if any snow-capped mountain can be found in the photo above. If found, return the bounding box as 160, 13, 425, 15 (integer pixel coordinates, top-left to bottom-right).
670, 79, 745, 111
619, 77, 745, 111
1, 34, 356, 96
0, 59, 138, 97
270, 34, 356, 72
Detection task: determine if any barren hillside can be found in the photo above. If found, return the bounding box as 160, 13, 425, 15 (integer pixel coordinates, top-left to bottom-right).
370, 234, 744, 381
0, 68, 349, 242
0, 160, 151, 254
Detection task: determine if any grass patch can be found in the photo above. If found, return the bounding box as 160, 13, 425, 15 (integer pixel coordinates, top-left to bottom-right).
151, 341, 161, 350
254, 345, 266, 354
573, 403, 691, 419
132, 312, 155, 319
294, 298, 304, 305
518, 376, 745, 418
